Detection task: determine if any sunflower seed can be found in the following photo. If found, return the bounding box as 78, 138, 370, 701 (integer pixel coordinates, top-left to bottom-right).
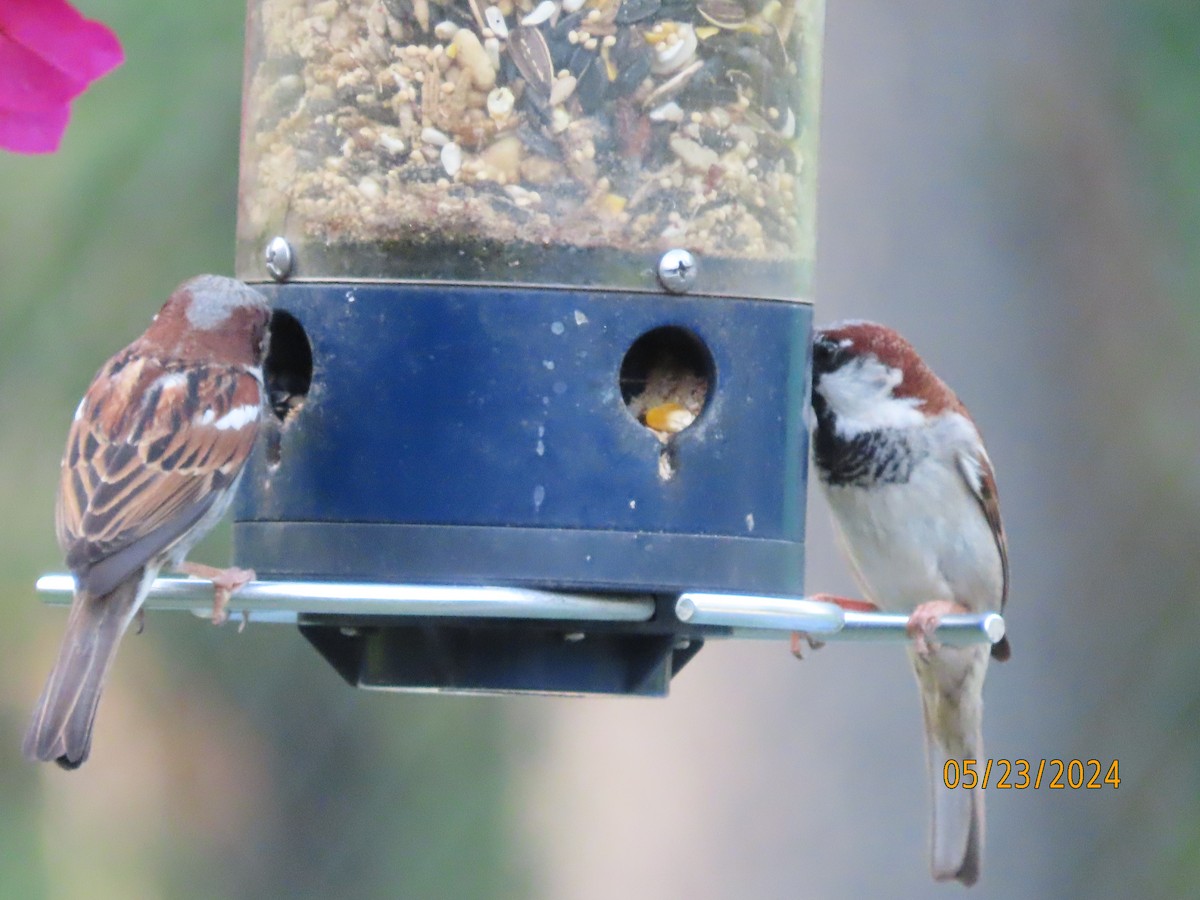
508, 25, 555, 97
697, 0, 747, 30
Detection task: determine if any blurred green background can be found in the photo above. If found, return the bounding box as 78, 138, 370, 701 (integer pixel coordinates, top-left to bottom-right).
2, 1, 1198, 897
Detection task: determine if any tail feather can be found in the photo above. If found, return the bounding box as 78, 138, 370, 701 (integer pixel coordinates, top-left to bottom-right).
23, 573, 145, 769
912, 645, 988, 887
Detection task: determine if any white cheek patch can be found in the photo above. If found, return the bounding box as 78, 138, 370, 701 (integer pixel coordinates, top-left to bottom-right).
204, 404, 260, 431
818, 357, 926, 437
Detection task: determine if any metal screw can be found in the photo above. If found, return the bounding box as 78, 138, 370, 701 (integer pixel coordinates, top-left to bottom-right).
657, 248, 697, 293
265, 236, 294, 282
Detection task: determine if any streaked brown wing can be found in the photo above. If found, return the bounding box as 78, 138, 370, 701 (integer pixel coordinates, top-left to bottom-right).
56, 347, 262, 595
956, 446, 1011, 661
954, 447, 1008, 610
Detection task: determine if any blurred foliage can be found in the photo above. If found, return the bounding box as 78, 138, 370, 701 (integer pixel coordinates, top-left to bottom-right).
1067, 3, 1200, 896
0, 2, 531, 897
1104, 2, 1200, 327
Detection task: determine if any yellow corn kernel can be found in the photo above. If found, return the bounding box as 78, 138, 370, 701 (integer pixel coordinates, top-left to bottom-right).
644, 402, 696, 433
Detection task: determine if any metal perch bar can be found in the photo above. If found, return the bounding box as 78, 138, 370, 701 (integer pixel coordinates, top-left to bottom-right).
675, 592, 846, 636
35, 576, 1006, 645
674, 591, 1005, 646
34, 575, 656, 624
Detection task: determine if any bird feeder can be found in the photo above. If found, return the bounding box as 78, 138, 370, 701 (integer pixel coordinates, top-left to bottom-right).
38, 0, 1005, 691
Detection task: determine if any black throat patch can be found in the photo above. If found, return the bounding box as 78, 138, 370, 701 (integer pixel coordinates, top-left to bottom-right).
811, 391, 927, 487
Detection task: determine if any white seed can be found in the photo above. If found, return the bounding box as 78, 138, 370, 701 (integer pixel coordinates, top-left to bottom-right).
487, 85, 516, 120
484, 5, 509, 37
484, 36, 502, 70
441, 141, 463, 176
648, 101, 684, 122
433, 20, 460, 40
778, 107, 796, 139
669, 135, 718, 171
357, 177, 382, 199
651, 23, 697, 75
548, 73, 577, 106
422, 126, 450, 146
562, 0, 585, 11
522, 0, 557, 26
377, 131, 406, 155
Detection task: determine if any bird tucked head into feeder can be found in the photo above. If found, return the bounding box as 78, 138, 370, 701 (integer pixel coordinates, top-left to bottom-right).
26, 275, 270, 769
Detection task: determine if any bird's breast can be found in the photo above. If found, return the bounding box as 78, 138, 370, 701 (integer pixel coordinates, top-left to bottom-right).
822, 457, 1003, 614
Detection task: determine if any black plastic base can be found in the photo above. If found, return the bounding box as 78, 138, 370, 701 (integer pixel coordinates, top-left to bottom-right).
300, 596, 705, 697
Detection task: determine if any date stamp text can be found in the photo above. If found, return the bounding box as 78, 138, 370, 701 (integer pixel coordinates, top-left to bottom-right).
943, 759, 1120, 790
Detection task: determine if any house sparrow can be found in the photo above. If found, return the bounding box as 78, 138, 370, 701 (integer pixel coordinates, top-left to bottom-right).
806, 320, 1010, 886
23, 275, 270, 770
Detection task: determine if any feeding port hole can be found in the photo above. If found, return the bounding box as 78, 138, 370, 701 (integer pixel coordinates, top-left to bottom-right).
619, 326, 714, 478
263, 309, 313, 467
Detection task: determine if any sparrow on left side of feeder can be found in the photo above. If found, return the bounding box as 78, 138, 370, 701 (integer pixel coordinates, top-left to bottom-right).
803, 320, 1010, 887
24, 275, 270, 770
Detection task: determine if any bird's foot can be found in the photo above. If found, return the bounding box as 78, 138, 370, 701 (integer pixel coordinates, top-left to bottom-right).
176, 562, 256, 625
790, 594, 880, 659
789, 632, 824, 659
906, 600, 969, 657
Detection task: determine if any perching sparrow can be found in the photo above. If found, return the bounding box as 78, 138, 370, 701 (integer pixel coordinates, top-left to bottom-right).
807, 320, 1010, 886
23, 275, 270, 769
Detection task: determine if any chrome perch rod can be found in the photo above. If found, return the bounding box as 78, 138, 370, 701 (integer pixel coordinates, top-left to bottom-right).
675, 591, 1005, 646
34, 575, 656, 625
35, 576, 1005, 646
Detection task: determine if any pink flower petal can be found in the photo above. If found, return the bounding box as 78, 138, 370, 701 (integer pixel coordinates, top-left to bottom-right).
0, 0, 123, 90
0, 33, 84, 111
0, 101, 70, 153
